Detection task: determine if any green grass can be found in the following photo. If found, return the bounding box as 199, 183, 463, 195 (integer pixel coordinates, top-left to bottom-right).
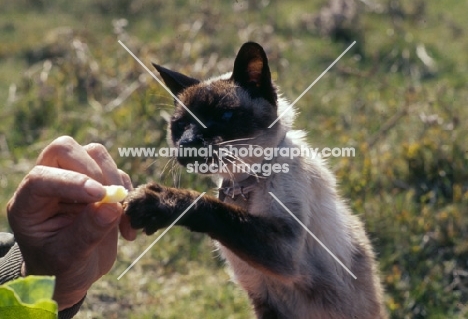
1, 0, 467, 318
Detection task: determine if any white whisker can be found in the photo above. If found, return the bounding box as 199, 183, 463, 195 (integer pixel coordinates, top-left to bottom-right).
214, 150, 235, 183
223, 156, 259, 179
215, 136, 258, 145
159, 158, 174, 179
219, 148, 255, 165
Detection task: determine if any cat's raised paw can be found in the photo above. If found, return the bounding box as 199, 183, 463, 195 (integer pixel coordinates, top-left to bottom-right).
123, 183, 175, 235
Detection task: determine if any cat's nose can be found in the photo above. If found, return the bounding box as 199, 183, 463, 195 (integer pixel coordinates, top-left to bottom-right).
178, 128, 204, 148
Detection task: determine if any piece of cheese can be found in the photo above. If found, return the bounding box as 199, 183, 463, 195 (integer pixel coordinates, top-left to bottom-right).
100, 185, 128, 203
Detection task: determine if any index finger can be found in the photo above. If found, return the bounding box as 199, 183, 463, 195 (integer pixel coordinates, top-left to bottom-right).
7, 166, 106, 231
8, 166, 105, 213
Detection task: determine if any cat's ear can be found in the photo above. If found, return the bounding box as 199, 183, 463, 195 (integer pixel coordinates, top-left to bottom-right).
231, 42, 276, 106
152, 63, 200, 96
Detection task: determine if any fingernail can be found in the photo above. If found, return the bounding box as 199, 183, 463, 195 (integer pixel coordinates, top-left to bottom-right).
84, 179, 105, 199
95, 204, 120, 226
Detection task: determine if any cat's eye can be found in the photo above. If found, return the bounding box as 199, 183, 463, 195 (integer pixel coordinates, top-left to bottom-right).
221, 111, 233, 121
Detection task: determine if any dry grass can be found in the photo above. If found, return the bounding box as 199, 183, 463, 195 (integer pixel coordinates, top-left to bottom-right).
0, 1, 467, 318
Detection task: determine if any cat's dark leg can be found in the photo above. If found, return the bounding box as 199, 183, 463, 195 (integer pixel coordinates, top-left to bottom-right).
124, 182, 300, 277
248, 292, 283, 319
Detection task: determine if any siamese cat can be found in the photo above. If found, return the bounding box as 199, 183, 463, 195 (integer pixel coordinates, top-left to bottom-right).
124, 42, 387, 319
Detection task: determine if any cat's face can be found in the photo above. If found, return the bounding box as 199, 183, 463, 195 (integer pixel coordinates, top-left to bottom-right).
155, 42, 282, 175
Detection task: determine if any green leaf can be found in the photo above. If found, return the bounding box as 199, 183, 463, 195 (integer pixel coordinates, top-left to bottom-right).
0, 275, 58, 318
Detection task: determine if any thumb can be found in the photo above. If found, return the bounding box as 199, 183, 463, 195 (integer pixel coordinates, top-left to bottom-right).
67, 203, 122, 253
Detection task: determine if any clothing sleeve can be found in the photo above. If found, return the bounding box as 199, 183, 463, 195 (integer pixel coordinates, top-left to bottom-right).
0, 232, 85, 318
0, 233, 22, 285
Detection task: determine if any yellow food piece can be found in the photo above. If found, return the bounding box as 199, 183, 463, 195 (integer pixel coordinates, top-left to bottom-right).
100, 185, 128, 203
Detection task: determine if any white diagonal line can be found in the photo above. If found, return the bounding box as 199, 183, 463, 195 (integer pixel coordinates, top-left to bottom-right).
117, 192, 206, 280
118, 40, 207, 128
268, 41, 356, 128
268, 192, 357, 279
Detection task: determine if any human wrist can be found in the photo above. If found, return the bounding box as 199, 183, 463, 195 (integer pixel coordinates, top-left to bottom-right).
54, 287, 88, 311
21, 259, 88, 311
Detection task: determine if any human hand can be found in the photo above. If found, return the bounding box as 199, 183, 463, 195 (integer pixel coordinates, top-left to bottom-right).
7, 136, 136, 310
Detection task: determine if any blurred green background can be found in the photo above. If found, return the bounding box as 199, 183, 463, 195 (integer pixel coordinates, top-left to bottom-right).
0, 0, 467, 318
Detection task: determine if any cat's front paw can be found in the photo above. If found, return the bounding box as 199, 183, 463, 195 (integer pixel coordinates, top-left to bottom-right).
123, 183, 175, 235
